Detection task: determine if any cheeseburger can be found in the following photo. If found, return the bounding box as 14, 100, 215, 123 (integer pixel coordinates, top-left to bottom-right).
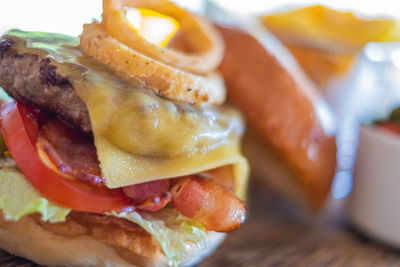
0, 0, 249, 266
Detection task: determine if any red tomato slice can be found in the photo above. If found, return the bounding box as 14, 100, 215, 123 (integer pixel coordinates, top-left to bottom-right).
0, 101, 135, 214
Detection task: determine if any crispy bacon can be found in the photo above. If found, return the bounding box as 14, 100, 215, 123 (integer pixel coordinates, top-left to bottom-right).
36, 118, 171, 211
36, 118, 246, 223
37, 119, 104, 185
123, 180, 171, 212
171, 177, 246, 232
198, 165, 235, 191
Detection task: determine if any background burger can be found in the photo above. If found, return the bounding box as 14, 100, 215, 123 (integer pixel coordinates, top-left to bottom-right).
207, 2, 337, 211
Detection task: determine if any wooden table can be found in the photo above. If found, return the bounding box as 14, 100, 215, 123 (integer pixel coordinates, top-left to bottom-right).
1, 180, 399, 267
199, 181, 400, 267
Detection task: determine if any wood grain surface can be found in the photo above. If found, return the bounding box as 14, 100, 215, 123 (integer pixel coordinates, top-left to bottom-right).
1, 180, 400, 267
198, 181, 400, 267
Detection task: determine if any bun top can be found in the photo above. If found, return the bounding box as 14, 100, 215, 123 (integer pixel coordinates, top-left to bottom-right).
217, 24, 337, 210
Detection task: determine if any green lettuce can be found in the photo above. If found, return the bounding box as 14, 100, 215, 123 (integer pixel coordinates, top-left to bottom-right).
0, 168, 70, 222
0, 167, 207, 266
0, 87, 12, 103
111, 208, 208, 267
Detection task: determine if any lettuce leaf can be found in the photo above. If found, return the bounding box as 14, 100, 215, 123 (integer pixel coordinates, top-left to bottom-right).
0, 168, 70, 222
0, 167, 207, 266
111, 208, 208, 267
0, 87, 12, 103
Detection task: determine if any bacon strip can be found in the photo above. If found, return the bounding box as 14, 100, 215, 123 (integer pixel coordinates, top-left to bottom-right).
171, 177, 246, 232
123, 180, 171, 212
36, 119, 246, 225
37, 119, 104, 185
36, 119, 171, 211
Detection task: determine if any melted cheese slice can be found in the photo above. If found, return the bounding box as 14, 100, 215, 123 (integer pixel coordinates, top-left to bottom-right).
6, 30, 249, 199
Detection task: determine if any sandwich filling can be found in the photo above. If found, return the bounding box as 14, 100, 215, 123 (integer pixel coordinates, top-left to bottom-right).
0, 29, 248, 266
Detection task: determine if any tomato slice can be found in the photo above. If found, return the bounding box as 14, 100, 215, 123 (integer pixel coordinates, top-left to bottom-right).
0, 101, 135, 214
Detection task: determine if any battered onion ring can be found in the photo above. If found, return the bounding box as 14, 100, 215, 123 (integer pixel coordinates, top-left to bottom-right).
102, 0, 224, 75
80, 22, 226, 104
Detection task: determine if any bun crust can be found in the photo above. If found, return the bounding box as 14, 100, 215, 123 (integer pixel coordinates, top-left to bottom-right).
217, 25, 336, 210
0, 213, 225, 267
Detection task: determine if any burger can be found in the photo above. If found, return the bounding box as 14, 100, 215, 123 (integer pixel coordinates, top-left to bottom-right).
0, 0, 249, 266
207, 2, 337, 211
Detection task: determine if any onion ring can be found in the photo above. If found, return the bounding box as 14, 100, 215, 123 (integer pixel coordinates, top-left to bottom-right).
80, 22, 226, 104
102, 0, 224, 75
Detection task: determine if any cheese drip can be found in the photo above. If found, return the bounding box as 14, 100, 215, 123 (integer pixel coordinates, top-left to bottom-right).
5, 30, 249, 199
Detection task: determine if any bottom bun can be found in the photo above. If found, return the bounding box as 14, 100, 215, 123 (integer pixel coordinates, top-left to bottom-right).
0, 212, 225, 267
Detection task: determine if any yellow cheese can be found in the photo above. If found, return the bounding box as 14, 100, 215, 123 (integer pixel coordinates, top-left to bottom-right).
74, 64, 249, 198
6, 30, 249, 199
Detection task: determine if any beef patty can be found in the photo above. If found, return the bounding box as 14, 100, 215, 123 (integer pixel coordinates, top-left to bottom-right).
0, 38, 91, 133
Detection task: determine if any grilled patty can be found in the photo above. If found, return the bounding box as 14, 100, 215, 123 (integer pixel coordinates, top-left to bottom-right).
0, 38, 91, 133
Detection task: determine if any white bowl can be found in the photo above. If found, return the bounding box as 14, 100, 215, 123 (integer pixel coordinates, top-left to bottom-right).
348, 125, 400, 246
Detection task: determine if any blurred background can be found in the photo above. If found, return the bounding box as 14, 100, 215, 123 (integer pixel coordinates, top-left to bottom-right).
1, 0, 399, 35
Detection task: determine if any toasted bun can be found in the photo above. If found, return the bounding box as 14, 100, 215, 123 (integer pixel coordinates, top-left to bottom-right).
0, 213, 225, 267
217, 24, 337, 210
